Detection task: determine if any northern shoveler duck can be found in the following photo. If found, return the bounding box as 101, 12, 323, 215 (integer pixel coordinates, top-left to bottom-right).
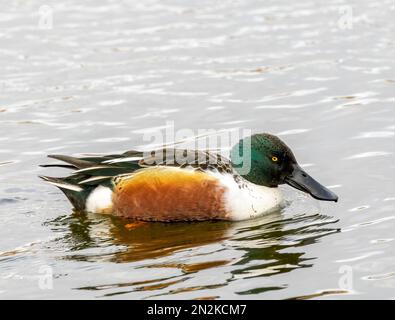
40, 133, 338, 221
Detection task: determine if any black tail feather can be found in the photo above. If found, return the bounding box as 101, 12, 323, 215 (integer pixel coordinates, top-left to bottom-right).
47, 155, 95, 169
40, 151, 144, 210
39, 175, 91, 211
39, 164, 76, 169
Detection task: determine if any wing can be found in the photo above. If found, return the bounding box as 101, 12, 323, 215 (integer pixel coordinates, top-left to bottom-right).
41, 148, 234, 187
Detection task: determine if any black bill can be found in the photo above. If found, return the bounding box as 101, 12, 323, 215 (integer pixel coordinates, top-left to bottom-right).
284, 164, 338, 202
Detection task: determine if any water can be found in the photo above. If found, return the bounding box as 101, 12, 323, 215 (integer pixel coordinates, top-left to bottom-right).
1, 0, 395, 299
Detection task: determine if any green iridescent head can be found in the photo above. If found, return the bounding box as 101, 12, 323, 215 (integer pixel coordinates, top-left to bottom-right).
230, 133, 338, 202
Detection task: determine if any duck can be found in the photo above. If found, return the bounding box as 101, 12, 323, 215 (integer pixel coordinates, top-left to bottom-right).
40, 133, 338, 222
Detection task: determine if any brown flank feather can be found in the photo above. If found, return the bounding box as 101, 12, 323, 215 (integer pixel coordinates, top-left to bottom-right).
112, 167, 229, 222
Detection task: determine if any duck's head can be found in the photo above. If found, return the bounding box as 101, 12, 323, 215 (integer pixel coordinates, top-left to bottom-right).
230, 133, 338, 202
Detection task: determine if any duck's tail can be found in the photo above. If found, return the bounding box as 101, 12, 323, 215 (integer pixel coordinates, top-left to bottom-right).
39, 175, 93, 211
40, 152, 143, 211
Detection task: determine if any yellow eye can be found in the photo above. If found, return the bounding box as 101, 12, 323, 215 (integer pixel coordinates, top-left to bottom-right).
272, 156, 278, 162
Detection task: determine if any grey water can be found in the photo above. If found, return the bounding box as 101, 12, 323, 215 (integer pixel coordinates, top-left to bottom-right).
1, 0, 395, 299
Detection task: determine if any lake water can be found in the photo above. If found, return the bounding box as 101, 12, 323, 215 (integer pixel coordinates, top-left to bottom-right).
1, 0, 395, 299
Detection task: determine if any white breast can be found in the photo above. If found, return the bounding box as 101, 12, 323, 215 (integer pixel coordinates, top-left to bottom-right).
209, 172, 284, 221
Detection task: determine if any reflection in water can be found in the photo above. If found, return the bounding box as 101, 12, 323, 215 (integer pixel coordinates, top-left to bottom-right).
46, 210, 339, 298
233, 214, 339, 276
286, 289, 350, 300
109, 218, 232, 263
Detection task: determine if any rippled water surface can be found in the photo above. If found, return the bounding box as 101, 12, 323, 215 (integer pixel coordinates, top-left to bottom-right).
1, 0, 395, 299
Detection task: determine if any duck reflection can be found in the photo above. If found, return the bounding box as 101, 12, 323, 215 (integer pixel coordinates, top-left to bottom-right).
47, 209, 339, 297
48, 210, 339, 277
109, 217, 233, 263
230, 213, 340, 284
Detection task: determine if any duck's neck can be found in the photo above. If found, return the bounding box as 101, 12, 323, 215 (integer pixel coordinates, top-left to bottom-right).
220, 173, 284, 221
